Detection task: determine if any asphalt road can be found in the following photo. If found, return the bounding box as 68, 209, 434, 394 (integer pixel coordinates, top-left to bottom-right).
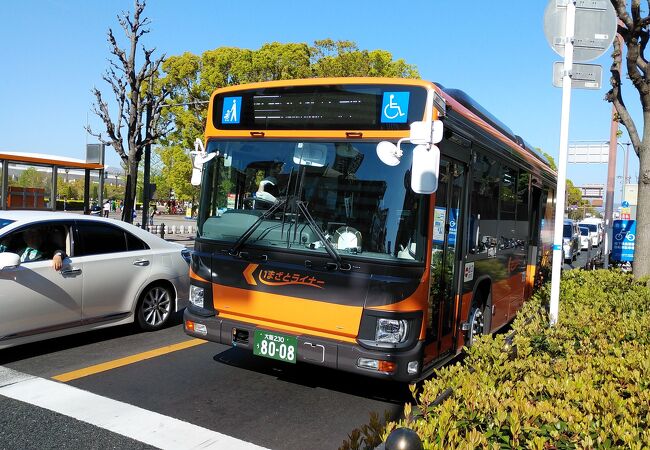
0, 319, 408, 450
563, 242, 603, 271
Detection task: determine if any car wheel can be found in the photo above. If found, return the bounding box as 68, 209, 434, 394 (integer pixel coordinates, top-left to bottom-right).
136, 283, 174, 331
467, 291, 490, 347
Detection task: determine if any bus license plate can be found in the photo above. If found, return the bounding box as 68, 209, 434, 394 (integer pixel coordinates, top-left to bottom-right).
253, 330, 297, 364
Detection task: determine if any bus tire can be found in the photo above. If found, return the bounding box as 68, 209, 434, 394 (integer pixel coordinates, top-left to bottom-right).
467, 291, 490, 347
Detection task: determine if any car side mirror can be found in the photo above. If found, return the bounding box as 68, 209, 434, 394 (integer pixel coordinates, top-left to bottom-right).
0, 252, 21, 270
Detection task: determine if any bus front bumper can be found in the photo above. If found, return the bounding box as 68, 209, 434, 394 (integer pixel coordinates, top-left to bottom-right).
183, 308, 424, 382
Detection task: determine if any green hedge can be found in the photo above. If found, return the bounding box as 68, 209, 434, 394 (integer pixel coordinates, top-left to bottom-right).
341, 270, 650, 449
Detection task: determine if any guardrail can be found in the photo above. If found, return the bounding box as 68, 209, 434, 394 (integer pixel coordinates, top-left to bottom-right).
136, 223, 195, 239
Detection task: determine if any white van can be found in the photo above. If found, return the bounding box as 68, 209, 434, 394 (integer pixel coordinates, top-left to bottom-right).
580, 218, 603, 247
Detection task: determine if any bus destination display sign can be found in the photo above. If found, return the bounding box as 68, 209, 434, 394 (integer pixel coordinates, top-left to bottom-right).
212, 84, 427, 131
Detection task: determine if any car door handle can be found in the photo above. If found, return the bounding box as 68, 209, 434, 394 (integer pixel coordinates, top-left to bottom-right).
61, 268, 82, 276
133, 259, 150, 267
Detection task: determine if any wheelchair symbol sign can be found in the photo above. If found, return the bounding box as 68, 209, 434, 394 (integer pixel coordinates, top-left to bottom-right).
381, 92, 410, 123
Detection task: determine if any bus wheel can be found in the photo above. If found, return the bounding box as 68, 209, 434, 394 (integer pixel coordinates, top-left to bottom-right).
467, 293, 489, 347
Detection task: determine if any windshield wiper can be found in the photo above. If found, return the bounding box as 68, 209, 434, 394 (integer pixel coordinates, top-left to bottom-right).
227, 198, 288, 256
295, 201, 350, 271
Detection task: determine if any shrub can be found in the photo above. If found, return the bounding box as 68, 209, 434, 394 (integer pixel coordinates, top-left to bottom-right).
340, 270, 650, 449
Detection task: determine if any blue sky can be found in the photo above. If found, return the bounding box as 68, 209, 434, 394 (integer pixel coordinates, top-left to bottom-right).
0, 0, 639, 204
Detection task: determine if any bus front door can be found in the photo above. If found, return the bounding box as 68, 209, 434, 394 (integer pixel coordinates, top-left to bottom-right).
426, 158, 466, 360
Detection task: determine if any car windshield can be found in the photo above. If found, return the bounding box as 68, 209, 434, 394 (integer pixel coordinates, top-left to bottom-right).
584, 224, 598, 232
197, 140, 429, 263
563, 224, 572, 237
580, 227, 589, 236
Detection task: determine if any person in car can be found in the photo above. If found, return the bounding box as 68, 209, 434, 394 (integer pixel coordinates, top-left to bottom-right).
16, 228, 65, 271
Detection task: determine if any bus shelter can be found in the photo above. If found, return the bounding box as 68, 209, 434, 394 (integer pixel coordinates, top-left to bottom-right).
0, 152, 105, 213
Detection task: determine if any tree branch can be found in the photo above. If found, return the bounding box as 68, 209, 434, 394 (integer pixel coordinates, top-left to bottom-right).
612, 0, 635, 30
607, 36, 643, 155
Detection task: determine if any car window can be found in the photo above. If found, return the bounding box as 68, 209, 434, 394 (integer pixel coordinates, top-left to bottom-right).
563, 224, 571, 238
75, 222, 150, 256
75, 222, 128, 256
126, 231, 149, 251
0, 223, 68, 262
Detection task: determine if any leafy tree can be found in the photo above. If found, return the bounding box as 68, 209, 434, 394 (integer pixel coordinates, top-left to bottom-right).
607, 1, 650, 276
539, 150, 557, 171
156, 146, 197, 202
86, 0, 170, 223
158, 40, 419, 199
15, 167, 47, 189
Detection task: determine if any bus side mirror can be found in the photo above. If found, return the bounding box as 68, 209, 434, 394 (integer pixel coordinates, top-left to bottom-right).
190, 138, 216, 186
411, 144, 440, 194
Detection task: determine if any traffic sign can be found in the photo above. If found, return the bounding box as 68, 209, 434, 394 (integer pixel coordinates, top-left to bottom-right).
612, 219, 635, 262
553, 62, 602, 89
544, 0, 617, 62
622, 200, 630, 208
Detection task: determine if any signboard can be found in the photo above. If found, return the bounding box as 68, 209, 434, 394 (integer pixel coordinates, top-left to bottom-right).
611, 219, 636, 262
552, 62, 602, 89
433, 207, 446, 245
568, 142, 609, 163
544, 0, 617, 62
448, 208, 458, 246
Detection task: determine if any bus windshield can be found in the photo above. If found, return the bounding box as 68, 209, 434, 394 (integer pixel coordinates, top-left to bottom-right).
198, 140, 429, 263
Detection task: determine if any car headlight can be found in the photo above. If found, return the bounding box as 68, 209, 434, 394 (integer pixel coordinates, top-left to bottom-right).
375, 318, 408, 344
189, 285, 204, 308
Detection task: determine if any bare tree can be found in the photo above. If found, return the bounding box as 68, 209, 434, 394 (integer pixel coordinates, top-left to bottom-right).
607, 1, 650, 277
87, 0, 169, 223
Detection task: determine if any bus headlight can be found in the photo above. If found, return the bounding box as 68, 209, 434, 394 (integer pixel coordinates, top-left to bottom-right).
189, 285, 204, 308
375, 318, 408, 344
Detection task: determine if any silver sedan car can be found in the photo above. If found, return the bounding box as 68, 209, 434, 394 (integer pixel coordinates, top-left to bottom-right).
0, 211, 190, 349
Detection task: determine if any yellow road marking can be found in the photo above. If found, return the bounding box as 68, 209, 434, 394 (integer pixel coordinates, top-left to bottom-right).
52, 338, 207, 382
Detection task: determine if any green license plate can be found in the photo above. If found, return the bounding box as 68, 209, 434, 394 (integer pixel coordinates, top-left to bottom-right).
253, 330, 297, 364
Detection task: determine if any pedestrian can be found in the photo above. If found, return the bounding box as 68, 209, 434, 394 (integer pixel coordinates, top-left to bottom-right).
149, 204, 156, 226
103, 199, 111, 218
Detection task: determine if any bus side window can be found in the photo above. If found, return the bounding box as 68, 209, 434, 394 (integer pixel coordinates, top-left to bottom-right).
469, 154, 500, 256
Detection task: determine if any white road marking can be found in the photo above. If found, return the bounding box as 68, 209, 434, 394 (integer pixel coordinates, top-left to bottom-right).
0, 366, 268, 450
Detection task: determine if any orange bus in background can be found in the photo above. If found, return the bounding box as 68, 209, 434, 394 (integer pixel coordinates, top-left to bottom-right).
184, 78, 556, 382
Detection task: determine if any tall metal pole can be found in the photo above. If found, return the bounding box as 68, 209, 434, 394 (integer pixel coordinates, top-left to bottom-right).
549, 0, 576, 326
141, 84, 152, 230
623, 142, 629, 198
604, 35, 623, 261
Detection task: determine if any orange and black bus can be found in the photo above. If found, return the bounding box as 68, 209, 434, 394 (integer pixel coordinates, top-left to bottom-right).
184, 78, 556, 382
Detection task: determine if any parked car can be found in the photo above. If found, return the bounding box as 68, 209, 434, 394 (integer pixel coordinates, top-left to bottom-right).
0, 211, 190, 349
579, 225, 591, 251
563, 219, 580, 263
579, 218, 602, 247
